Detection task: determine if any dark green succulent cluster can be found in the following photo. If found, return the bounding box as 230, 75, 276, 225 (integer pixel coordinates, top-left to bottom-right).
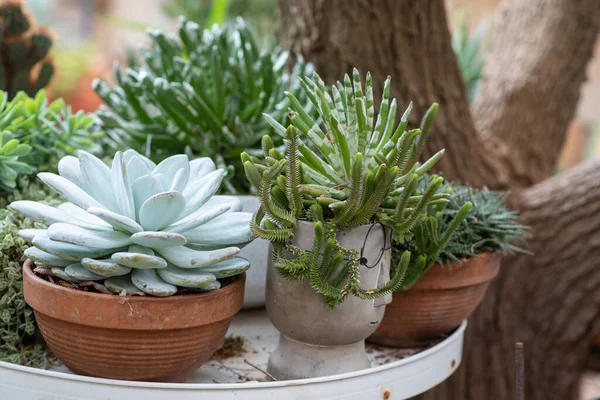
242, 69, 472, 306
408, 178, 528, 268
94, 17, 313, 193
0, 0, 54, 99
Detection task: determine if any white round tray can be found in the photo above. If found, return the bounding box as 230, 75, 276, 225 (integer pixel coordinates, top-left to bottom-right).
0, 310, 466, 400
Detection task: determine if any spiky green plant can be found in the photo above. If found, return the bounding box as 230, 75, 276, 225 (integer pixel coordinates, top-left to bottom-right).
413, 178, 527, 263
242, 69, 471, 307
94, 17, 313, 194
0, 0, 54, 99
394, 178, 527, 289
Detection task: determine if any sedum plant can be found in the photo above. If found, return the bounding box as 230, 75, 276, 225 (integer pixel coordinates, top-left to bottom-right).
0, 0, 54, 99
94, 17, 313, 193
0, 90, 103, 188
10, 150, 254, 297
242, 69, 471, 307
0, 178, 58, 367
0, 131, 34, 191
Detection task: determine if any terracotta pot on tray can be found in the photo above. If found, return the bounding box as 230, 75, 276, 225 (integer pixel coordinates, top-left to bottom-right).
368, 252, 500, 347
22, 259, 245, 382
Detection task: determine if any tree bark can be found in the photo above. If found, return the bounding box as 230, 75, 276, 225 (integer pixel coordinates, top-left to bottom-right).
277, 0, 600, 399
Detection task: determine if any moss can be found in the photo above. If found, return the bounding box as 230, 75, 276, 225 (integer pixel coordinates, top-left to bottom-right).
0, 177, 59, 367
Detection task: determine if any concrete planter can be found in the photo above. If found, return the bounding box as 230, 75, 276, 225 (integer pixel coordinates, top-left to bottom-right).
236, 195, 270, 310
266, 221, 392, 380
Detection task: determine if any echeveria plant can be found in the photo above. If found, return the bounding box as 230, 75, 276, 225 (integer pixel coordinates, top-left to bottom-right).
10, 150, 253, 296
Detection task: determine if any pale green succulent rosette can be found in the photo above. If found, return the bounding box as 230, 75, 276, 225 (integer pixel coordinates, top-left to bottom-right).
10, 150, 254, 297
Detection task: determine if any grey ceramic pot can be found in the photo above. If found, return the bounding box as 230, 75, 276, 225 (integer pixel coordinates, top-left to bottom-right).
236, 195, 270, 310
266, 221, 392, 380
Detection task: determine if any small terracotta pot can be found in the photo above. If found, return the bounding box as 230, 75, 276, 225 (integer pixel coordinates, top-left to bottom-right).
22, 259, 245, 382
368, 252, 500, 348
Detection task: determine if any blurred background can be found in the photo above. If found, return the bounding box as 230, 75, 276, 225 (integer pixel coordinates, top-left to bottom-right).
25, 0, 600, 174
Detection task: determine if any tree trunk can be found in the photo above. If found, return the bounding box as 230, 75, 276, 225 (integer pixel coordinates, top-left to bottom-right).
277, 0, 600, 399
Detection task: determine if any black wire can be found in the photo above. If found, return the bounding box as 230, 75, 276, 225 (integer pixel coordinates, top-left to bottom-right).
360, 222, 391, 269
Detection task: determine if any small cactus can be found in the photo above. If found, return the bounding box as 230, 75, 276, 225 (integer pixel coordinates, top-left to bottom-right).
0, 0, 54, 99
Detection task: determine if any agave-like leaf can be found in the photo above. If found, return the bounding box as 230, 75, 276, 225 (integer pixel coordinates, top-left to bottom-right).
152, 173, 168, 191
152, 154, 189, 183
9, 201, 85, 228
131, 269, 177, 296
126, 155, 152, 184
112, 246, 168, 269
111, 151, 136, 220
65, 263, 105, 281
36, 173, 103, 211
184, 212, 253, 248
188, 280, 221, 292
87, 206, 144, 234
81, 257, 132, 277
131, 174, 163, 217
203, 195, 243, 212
157, 245, 240, 268
180, 169, 225, 217
25, 247, 72, 267
57, 156, 85, 188
139, 191, 185, 231
104, 274, 142, 295
200, 257, 250, 278
18, 228, 46, 241
48, 222, 132, 249
51, 267, 83, 282
124, 149, 156, 170
56, 202, 112, 229
33, 235, 123, 261
189, 157, 216, 182
78, 150, 116, 211
130, 231, 187, 248
166, 203, 231, 234
157, 264, 217, 288
170, 167, 189, 192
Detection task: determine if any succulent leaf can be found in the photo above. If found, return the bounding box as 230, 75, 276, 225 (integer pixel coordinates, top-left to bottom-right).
14, 150, 253, 296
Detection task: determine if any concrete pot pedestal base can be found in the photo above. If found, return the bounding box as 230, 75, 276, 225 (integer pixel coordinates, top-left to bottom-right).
268, 334, 371, 379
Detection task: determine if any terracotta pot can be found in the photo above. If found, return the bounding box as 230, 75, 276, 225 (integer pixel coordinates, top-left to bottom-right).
368, 252, 500, 348
22, 259, 245, 382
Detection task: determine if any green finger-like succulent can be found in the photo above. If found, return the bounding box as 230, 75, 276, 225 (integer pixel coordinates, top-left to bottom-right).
11, 150, 254, 296
241, 69, 471, 306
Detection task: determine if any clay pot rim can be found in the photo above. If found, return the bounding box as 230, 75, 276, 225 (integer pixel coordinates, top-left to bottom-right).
23, 259, 245, 330
409, 251, 501, 290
